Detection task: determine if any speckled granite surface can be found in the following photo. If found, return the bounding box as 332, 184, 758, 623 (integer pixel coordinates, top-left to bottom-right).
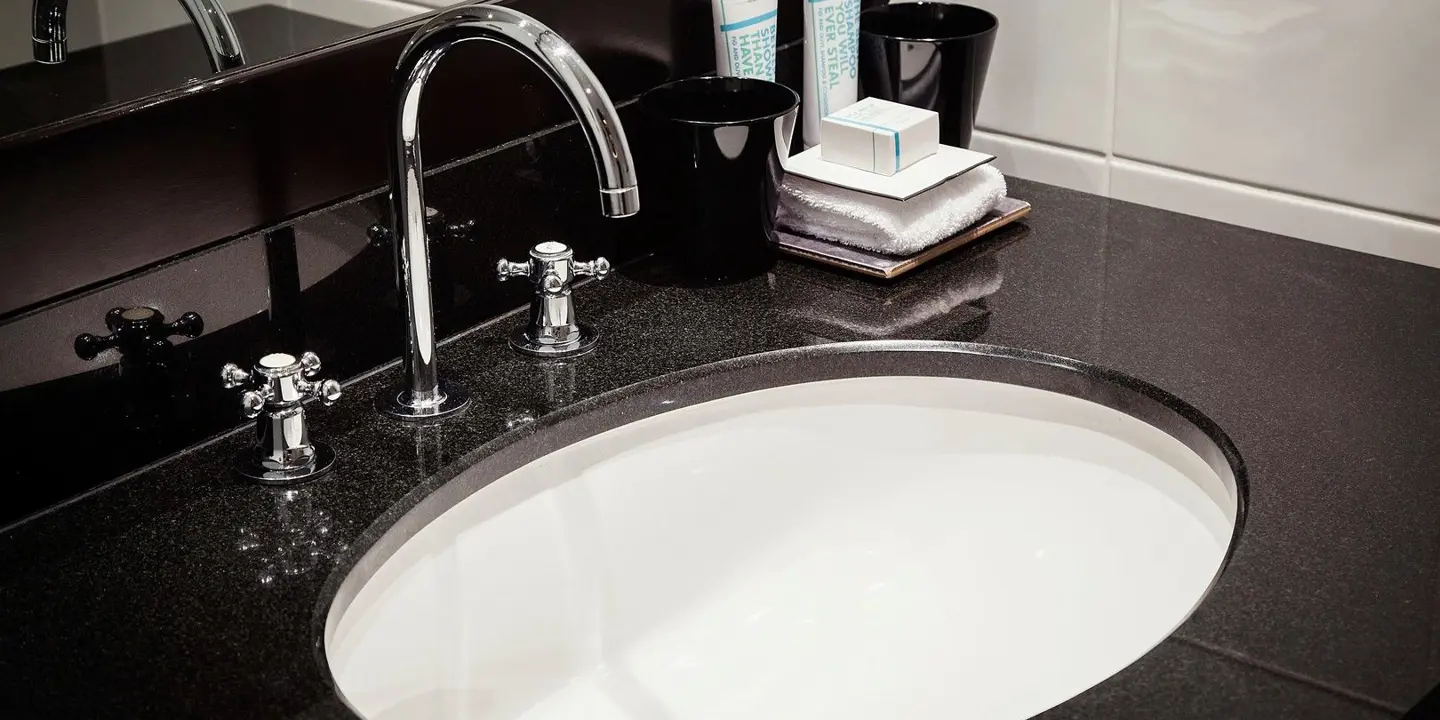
2, 176, 1438, 718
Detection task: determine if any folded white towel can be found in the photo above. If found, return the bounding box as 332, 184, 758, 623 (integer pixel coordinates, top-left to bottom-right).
777, 164, 1007, 256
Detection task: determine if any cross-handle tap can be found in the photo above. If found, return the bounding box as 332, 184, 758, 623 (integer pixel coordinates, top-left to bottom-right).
75, 307, 203, 362
497, 242, 609, 358
220, 352, 340, 483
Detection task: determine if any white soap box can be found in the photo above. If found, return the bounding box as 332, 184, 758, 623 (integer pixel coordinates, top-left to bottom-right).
820, 97, 940, 176
786, 144, 996, 201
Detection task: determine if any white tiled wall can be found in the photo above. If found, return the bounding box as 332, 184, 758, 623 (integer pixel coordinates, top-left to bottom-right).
961, 0, 1117, 153
931, 0, 1440, 267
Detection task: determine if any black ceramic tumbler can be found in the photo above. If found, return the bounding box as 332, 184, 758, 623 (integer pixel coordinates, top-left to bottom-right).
859, 2, 997, 148
635, 77, 800, 283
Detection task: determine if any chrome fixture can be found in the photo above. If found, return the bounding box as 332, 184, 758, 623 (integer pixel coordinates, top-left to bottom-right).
32, 0, 246, 71
221, 352, 342, 483
74, 306, 203, 362
497, 242, 610, 358
378, 3, 638, 420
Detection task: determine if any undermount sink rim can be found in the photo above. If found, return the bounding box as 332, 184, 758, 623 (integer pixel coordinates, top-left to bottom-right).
312, 339, 1249, 713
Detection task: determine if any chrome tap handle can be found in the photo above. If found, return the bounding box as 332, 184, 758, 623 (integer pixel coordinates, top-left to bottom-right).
496, 258, 532, 280
240, 390, 268, 419
220, 351, 340, 483
221, 363, 251, 389
573, 257, 611, 279
500, 242, 605, 358
299, 351, 322, 376
299, 378, 343, 406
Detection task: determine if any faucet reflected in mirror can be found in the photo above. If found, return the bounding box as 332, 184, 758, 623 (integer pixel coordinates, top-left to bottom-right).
32, 0, 246, 71
376, 2, 639, 421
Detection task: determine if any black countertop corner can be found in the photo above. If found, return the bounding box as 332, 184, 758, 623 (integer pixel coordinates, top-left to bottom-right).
2, 176, 1439, 719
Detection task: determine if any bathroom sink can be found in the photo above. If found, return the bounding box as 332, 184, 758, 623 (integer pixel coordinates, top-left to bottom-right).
324, 342, 1243, 720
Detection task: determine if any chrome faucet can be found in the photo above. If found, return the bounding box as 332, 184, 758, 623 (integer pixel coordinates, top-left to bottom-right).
221, 352, 343, 483
377, 3, 639, 421
32, 0, 246, 71
497, 241, 611, 358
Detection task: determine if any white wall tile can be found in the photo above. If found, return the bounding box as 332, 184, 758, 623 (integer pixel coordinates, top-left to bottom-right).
971, 130, 1110, 196
1111, 158, 1440, 269
1114, 0, 1440, 221
926, 0, 1117, 152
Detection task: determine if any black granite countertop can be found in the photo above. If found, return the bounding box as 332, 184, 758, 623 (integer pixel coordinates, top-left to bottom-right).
2, 177, 1438, 718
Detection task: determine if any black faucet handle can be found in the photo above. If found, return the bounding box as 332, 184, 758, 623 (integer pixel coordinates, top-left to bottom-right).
368, 207, 475, 248
74, 330, 119, 361
76, 307, 204, 361
167, 311, 204, 339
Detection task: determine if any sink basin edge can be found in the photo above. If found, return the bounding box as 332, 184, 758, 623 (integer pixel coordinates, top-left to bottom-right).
313, 339, 1249, 717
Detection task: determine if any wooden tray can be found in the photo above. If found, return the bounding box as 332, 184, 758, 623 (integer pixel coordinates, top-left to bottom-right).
774, 196, 1031, 279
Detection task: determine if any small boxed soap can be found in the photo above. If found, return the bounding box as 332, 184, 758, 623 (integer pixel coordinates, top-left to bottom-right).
820, 98, 940, 176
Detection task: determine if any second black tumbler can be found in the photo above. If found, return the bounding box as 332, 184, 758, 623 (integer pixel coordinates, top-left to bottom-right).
634, 77, 800, 283
860, 2, 998, 149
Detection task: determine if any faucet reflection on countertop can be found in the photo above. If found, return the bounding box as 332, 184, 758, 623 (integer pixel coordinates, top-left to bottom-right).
235, 486, 346, 587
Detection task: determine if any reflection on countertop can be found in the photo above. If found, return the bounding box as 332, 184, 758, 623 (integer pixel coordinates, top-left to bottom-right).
235, 485, 348, 588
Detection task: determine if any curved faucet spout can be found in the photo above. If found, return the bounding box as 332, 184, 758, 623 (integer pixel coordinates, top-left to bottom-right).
393, 5, 640, 220
32, 0, 246, 71
380, 3, 639, 420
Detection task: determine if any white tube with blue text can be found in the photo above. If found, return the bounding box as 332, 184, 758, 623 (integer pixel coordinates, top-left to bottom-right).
802, 0, 860, 148
711, 0, 779, 80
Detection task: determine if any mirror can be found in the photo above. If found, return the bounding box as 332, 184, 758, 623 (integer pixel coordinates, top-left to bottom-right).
0, 0, 440, 144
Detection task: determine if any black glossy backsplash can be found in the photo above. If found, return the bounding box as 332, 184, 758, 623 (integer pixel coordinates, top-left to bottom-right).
0, 119, 633, 527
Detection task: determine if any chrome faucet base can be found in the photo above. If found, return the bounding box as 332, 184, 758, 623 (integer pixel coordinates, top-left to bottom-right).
235, 442, 336, 485
509, 322, 599, 359
222, 351, 343, 486
497, 241, 610, 359
375, 378, 472, 422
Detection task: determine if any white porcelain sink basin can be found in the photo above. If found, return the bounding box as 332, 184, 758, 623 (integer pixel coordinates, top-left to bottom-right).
325, 344, 1242, 720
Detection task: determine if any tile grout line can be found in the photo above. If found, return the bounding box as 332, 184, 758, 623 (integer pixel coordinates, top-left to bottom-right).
976, 120, 1440, 233
973, 126, 1107, 159
1176, 636, 1407, 715
1108, 155, 1440, 228
1101, 0, 1122, 196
